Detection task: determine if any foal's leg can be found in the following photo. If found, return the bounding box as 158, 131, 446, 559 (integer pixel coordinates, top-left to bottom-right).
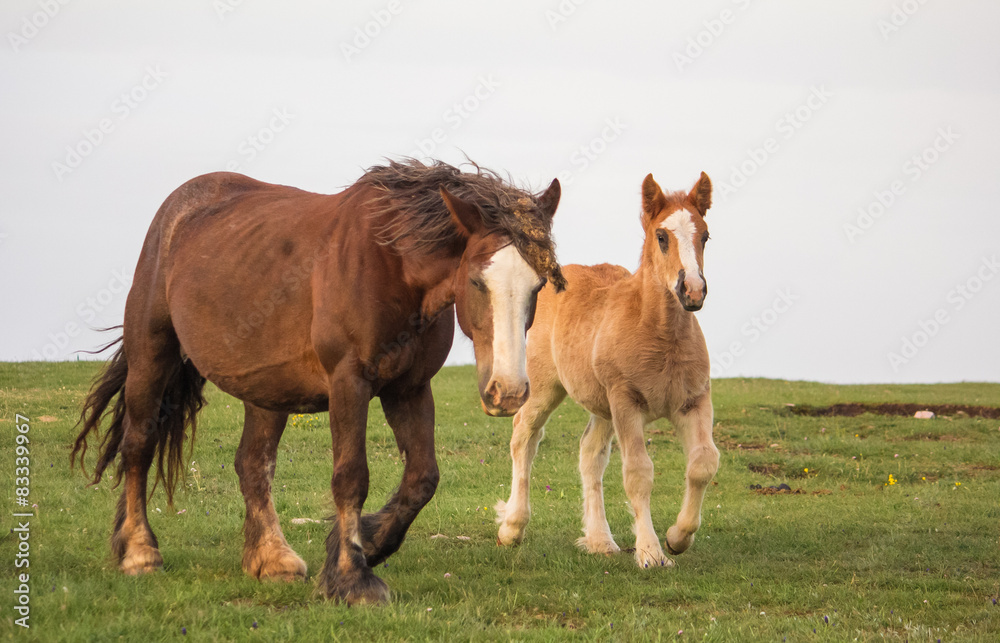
495, 383, 566, 546
665, 393, 719, 555
610, 399, 670, 568
319, 374, 388, 605
576, 414, 619, 554
235, 403, 306, 581
356, 385, 439, 567
113, 341, 177, 575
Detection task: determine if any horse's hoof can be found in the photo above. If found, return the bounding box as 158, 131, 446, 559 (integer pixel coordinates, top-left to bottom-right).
120, 547, 163, 575
575, 535, 620, 556
665, 525, 693, 555
497, 522, 525, 546
634, 541, 672, 569
246, 545, 308, 582
325, 568, 391, 605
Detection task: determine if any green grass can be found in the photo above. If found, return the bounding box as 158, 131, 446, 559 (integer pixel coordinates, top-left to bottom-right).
2, 362, 998, 641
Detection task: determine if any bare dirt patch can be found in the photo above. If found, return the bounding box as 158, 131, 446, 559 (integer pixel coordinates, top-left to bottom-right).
748, 484, 832, 496
748, 463, 782, 476
716, 437, 768, 451
786, 403, 1000, 419
902, 433, 964, 442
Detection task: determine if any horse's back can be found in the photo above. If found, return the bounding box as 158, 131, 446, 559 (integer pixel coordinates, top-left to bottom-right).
129, 172, 365, 409
527, 263, 633, 417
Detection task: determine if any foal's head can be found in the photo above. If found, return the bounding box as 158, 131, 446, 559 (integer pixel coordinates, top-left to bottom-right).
441, 180, 562, 416
641, 173, 713, 312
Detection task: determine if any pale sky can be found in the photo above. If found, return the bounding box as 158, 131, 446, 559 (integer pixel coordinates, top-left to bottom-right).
2, 1, 998, 384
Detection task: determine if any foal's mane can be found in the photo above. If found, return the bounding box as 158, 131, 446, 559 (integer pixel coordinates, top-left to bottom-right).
358, 159, 566, 290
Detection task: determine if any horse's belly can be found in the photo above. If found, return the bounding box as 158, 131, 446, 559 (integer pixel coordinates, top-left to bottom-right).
208, 362, 330, 413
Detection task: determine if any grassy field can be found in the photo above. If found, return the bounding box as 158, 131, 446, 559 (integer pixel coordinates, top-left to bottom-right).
1, 361, 998, 641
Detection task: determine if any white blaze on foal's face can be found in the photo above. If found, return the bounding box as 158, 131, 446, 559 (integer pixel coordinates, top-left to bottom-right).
481, 245, 543, 403
659, 208, 707, 310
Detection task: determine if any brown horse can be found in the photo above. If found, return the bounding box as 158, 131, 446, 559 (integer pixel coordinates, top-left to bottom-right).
494, 173, 719, 568
72, 159, 565, 604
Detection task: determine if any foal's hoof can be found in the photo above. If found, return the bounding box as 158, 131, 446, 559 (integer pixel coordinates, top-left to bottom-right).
496, 522, 525, 546
665, 525, 694, 555
325, 568, 391, 606
575, 535, 621, 556
634, 541, 673, 569
120, 547, 163, 576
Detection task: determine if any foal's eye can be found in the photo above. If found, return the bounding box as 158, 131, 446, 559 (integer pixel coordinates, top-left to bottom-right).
470, 278, 487, 293
655, 230, 669, 253
702, 232, 710, 247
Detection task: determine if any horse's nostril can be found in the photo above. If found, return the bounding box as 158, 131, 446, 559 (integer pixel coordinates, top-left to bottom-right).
486, 380, 505, 404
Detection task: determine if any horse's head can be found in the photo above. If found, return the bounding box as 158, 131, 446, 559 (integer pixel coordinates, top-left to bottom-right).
641, 172, 712, 312
442, 180, 561, 417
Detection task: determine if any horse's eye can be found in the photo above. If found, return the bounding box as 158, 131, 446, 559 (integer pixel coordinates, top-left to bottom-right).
702, 232, 710, 247
656, 231, 668, 253
470, 278, 487, 292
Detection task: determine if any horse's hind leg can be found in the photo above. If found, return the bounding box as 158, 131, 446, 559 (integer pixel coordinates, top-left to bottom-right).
576, 414, 619, 555
665, 393, 719, 555
114, 340, 179, 575
235, 403, 306, 581
495, 383, 565, 546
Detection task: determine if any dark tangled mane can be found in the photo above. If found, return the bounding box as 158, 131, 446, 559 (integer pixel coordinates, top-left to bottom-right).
357, 159, 566, 290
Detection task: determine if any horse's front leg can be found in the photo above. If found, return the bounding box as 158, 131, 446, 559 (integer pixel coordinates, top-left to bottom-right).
357, 384, 439, 567
665, 392, 719, 555
610, 396, 670, 568
318, 374, 389, 605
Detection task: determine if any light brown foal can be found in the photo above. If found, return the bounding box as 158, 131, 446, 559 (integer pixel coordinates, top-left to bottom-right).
495, 173, 719, 568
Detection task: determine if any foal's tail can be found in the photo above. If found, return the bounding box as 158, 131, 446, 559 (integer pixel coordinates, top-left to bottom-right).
71, 332, 206, 505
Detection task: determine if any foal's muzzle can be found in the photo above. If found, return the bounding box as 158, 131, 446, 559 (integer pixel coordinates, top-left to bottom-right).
675, 269, 707, 312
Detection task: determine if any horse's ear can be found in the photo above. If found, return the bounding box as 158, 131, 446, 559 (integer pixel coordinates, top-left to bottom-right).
440, 187, 482, 238
536, 178, 561, 222
641, 173, 666, 223
687, 171, 712, 217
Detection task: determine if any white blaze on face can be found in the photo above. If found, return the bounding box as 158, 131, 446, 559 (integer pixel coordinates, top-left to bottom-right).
481, 245, 540, 392
660, 208, 704, 290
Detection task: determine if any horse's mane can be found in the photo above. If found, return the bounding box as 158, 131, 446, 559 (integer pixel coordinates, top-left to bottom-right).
358, 159, 566, 290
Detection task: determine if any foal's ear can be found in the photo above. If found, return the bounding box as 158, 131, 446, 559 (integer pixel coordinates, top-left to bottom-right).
641, 173, 666, 222
687, 171, 712, 217
536, 178, 561, 221
440, 187, 482, 238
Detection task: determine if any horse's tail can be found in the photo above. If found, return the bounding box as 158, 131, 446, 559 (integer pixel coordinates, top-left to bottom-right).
71, 333, 207, 506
